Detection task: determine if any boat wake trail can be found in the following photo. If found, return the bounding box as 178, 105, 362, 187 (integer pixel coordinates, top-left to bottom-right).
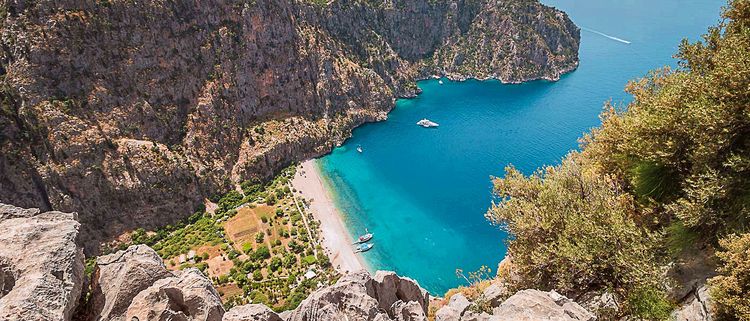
581, 27, 632, 44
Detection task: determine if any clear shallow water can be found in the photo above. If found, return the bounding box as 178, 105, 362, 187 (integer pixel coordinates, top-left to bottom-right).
317, 0, 721, 295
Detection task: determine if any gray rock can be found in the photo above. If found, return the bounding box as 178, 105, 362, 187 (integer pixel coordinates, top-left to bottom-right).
87, 245, 174, 321
671, 284, 714, 321
491, 289, 595, 321
125, 268, 224, 321
286, 271, 383, 321
374, 271, 431, 315
85, 245, 223, 321
577, 290, 619, 318
460, 310, 493, 321
0, 203, 40, 220
482, 283, 507, 308
286, 270, 430, 321
436, 305, 463, 321
391, 300, 428, 321
223, 304, 282, 321
0, 203, 84, 321
450, 294, 472, 315
435, 294, 473, 321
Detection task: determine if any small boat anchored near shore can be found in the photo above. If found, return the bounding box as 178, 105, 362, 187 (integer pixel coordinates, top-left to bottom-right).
354, 230, 373, 244
357, 145, 363, 153
417, 119, 439, 128
355, 243, 374, 253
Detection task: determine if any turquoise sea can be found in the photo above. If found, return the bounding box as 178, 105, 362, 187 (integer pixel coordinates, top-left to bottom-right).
317, 0, 722, 294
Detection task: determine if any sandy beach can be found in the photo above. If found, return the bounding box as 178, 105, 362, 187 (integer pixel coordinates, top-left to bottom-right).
292, 160, 367, 274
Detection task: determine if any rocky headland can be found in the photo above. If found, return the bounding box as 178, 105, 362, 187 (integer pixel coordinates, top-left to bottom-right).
0, 0, 579, 252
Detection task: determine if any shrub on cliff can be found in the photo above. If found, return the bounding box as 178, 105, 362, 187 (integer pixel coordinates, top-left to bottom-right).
487, 153, 665, 301
709, 233, 750, 321
487, 1, 750, 319
583, 0, 750, 237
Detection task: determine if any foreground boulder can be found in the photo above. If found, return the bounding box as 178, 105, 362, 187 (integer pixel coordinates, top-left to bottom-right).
0, 203, 84, 321
435, 289, 595, 321
126, 268, 224, 321
493, 290, 595, 321
85, 245, 223, 321
223, 304, 283, 321
671, 284, 715, 321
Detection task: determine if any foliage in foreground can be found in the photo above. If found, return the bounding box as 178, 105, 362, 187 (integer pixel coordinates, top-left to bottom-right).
487, 1, 750, 319
487, 153, 667, 317
709, 233, 750, 321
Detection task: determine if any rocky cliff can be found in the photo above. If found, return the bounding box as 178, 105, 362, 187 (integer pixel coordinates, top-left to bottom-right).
0, 203, 84, 321
0, 0, 579, 252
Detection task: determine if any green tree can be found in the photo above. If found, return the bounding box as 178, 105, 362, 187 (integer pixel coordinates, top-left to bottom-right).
253, 246, 271, 260
253, 270, 263, 281
269, 256, 283, 272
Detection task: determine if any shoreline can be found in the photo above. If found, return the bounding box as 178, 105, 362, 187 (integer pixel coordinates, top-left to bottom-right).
291, 160, 369, 274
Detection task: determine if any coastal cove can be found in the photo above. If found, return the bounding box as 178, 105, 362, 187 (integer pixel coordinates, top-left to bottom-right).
311, 0, 722, 294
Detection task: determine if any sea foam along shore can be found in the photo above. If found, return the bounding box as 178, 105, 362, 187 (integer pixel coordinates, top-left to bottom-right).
292, 160, 368, 274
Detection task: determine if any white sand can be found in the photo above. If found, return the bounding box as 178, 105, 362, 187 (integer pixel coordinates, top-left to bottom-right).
292, 160, 367, 274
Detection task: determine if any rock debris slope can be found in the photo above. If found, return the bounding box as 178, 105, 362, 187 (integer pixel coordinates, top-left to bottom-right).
0, 0, 580, 251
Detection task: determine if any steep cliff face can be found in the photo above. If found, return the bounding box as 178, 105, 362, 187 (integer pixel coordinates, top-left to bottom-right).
0, 0, 579, 252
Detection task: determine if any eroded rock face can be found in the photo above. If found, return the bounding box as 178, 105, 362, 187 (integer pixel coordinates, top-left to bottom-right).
0, 203, 84, 321
435, 289, 594, 321
671, 284, 714, 321
86, 245, 174, 321
491, 290, 595, 321
126, 268, 224, 321
223, 304, 283, 321
281, 270, 429, 321
84, 245, 223, 321
0, 0, 580, 252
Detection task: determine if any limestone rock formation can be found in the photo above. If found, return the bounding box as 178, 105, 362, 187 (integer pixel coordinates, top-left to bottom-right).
0, 203, 84, 321
85, 245, 175, 320
491, 289, 594, 321
223, 304, 283, 321
84, 245, 223, 321
282, 270, 429, 321
671, 284, 715, 321
125, 268, 224, 321
0, 0, 580, 252
435, 289, 594, 321
390, 301, 428, 321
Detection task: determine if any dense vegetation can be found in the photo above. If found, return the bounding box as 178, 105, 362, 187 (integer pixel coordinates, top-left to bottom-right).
487, 1, 749, 320
108, 166, 339, 312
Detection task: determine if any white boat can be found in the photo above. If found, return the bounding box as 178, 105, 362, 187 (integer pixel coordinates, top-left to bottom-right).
357, 145, 363, 153
354, 230, 373, 243
438, 79, 444, 85
417, 119, 439, 128
355, 243, 374, 253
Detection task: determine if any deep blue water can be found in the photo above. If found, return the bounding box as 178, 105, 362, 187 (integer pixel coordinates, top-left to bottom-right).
317, 0, 722, 295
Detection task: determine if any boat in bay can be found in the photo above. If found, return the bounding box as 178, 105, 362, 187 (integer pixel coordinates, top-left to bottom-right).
417, 119, 439, 128
354, 231, 373, 243
355, 243, 374, 253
